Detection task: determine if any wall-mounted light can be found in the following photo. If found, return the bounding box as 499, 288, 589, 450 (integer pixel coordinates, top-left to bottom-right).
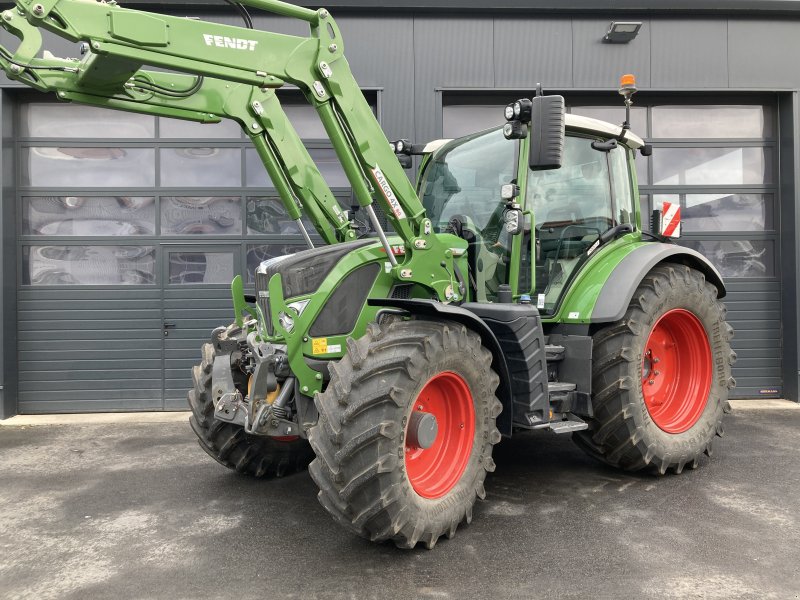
603, 21, 642, 44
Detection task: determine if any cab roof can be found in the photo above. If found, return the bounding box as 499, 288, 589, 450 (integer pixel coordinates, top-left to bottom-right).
422, 114, 645, 153
566, 114, 645, 149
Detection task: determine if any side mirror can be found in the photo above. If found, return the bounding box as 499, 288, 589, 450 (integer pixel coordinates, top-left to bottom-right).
529, 94, 565, 171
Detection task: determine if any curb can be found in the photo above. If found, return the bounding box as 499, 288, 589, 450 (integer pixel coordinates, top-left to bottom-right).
0, 411, 190, 426
1, 400, 798, 427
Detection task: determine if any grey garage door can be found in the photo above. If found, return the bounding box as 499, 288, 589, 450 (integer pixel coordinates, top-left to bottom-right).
443, 94, 781, 399
15, 94, 364, 413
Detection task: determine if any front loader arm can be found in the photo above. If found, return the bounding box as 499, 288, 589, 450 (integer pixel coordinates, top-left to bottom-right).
0, 0, 465, 302
0, 9, 352, 245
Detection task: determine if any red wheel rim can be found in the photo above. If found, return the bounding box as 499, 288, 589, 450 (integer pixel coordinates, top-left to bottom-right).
641, 309, 712, 434
404, 372, 475, 499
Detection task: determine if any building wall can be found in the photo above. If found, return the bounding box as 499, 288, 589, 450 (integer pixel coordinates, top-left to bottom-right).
0, 4, 798, 415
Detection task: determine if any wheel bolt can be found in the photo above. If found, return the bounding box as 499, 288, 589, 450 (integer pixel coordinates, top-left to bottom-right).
649, 380, 655, 385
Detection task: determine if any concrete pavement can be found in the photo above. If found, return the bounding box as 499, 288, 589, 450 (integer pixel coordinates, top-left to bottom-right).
0, 406, 798, 599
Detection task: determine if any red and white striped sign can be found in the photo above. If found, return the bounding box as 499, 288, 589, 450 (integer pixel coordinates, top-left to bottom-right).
660, 201, 681, 238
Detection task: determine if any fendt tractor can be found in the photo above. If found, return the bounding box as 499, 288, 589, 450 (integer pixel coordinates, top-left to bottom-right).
2, 0, 735, 549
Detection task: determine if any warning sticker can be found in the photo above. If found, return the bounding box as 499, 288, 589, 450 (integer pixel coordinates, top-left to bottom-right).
311, 338, 328, 355
371, 166, 406, 220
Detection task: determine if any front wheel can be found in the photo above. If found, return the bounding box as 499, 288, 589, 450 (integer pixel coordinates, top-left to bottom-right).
308, 319, 502, 549
573, 264, 736, 474
188, 342, 314, 478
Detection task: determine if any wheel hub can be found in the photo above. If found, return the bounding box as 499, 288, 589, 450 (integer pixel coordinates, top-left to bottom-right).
407, 410, 438, 449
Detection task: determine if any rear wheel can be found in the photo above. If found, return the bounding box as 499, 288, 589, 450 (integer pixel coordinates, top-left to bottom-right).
308, 319, 502, 549
573, 264, 736, 474
188, 342, 314, 478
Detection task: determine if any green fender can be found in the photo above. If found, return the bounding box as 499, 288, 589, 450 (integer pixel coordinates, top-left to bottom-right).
548, 237, 725, 325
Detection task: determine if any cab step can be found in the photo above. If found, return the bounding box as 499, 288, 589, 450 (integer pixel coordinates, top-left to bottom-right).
545, 344, 566, 362
547, 381, 576, 394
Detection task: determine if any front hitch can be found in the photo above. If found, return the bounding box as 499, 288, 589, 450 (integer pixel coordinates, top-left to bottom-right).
208, 324, 302, 438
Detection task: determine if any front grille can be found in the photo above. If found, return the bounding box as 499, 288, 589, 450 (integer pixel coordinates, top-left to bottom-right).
255, 270, 273, 336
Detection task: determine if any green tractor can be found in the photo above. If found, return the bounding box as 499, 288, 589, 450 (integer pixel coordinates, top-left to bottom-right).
2, 0, 734, 549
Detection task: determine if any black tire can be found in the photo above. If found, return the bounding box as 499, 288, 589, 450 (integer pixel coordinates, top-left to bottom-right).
188, 342, 314, 478
308, 319, 502, 549
573, 264, 736, 475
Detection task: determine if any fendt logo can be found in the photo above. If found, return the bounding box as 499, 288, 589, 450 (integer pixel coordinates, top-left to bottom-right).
202, 34, 258, 51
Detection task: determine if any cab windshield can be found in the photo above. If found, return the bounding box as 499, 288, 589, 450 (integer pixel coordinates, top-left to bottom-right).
419, 127, 517, 301
419, 128, 635, 308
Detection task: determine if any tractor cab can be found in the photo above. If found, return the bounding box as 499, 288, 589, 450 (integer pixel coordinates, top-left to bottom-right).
419, 114, 644, 308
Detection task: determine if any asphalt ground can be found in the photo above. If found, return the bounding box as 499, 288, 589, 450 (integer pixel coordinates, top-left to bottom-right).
1, 406, 798, 600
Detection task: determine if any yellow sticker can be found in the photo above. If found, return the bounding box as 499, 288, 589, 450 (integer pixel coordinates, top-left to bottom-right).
312, 338, 328, 355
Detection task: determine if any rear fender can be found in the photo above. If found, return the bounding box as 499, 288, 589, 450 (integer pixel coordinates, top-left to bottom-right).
591, 243, 726, 323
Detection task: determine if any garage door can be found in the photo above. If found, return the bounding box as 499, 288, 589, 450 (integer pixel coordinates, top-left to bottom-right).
443, 94, 781, 399
15, 94, 362, 413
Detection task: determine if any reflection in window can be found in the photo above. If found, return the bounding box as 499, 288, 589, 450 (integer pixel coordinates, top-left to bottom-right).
652, 147, 772, 186
23, 245, 155, 285
161, 197, 242, 235
169, 252, 234, 284
651, 105, 773, 139
22, 147, 156, 187
21, 104, 155, 138
23, 196, 155, 236
654, 194, 770, 232
246, 243, 306, 283
160, 148, 242, 187
246, 197, 316, 235
245, 148, 349, 189
680, 240, 773, 278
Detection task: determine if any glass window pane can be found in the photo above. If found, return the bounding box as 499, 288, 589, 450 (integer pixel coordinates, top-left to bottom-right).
160, 148, 242, 187
20, 104, 155, 138
21, 147, 156, 187
528, 136, 614, 229
635, 153, 650, 185
680, 239, 774, 278
571, 106, 647, 137
159, 118, 242, 138
654, 193, 771, 232
651, 105, 773, 139
283, 104, 329, 139
161, 197, 242, 235
639, 194, 651, 231
245, 148, 348, 188
652, 147, 773, 186
443, 106, 504, 138
23, 245, 155, 285
609, 146, 634, 225
245, 243, 306, 284
23, 196, 155, 236
168, 251, 234, 284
